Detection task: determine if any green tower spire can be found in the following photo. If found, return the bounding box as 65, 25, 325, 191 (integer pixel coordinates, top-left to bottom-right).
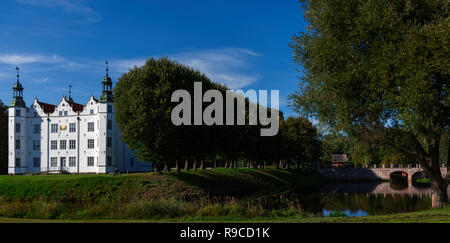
10, 67, 26, 108
99, 61, 113, 103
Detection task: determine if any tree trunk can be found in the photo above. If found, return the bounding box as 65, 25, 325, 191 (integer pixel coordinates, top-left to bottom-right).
225, 161, 228, 169
200, 160, 204, 170
176, 160, 180, 173
193, 160, 197, 171
279, 161, 283, 169
164, 162, 168, 173
213, 160, 217, 170
431, 180, 449, 208
184, 160, 189, 171
153, 163, 159, 173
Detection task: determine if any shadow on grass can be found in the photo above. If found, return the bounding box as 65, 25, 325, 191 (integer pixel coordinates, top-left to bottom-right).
167, 168, 328, 198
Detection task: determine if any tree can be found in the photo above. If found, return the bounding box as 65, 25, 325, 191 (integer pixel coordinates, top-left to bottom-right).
0, 100, 8, 174
281, 117, 321, 169
114, 58, 223, 171
290, 0, 449, 207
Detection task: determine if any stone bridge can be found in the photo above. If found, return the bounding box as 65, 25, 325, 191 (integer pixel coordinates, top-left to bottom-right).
318, 165, 447, 183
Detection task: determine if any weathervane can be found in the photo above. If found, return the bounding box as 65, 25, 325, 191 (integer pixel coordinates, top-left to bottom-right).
16, 66, 19, 82
106, 60, 109, 76
69, 84, 72, 99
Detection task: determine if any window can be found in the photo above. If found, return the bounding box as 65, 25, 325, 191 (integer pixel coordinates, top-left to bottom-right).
60, 157, 66, 167
50, 157, 57, 167
69, 157, 76, 167
69, 123, 76, 133
15, 109, 21, 117
15, 123, 20, 133
33, 124, 40, 134
130, 158, 134, 167
87, 157, 94, 167
15, 140, 20, 150
90, 109, 94, 115
33, 157, 40, 168
59, 111, 63, 116
69, 140, 76, 150
107, 119, 112, 130
64, 111, 68, 116
51, 140, 57, 150
15, 158, 20, 167
51, 124, 58, 133
60, 140, 66, 150
107, 137, 112, 148
88, 122, 95, 132
33, 140, 40, 151
107, 156, 112, 166
107, 105, 112, 113
88, 139, 95, 149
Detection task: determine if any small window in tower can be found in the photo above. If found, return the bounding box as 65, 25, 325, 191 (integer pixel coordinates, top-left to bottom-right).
15, 158, 21, 167
107, 137, 112, 148
15, 140, 20, 150
51, 140, 57, 150
107, 156, 112, 166
90, 109, 94, 115
33, 158, 40, 168
15, 123, 20, 133
88, 122, 95, 132
107, 119, 112, 130
87, 157, 95, 167
88, 139, 95, 149
107, 105, 112, 113
15, 110, 21, 117
50, 157, 57, 167
64, 111, 68, 116
33, 124, 40, 134
59, 111, 63, 116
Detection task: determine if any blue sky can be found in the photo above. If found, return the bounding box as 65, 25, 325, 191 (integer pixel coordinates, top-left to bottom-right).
0, 0, 306, 117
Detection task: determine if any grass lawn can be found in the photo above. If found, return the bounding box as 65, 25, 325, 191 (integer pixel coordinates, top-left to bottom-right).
0, 169, 447, 223
0, 206, 448, 223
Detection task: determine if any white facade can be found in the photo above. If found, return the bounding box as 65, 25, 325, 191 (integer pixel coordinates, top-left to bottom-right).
8, 69, 152, 174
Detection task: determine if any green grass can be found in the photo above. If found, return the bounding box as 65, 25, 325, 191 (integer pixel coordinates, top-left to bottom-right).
0, 169, 447, 223
0, 168, 327, 221
0, 206, 448, 223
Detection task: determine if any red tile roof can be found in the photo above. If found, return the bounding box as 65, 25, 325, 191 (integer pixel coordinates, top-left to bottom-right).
37, 102, 56, 114
68, 101, 84, 112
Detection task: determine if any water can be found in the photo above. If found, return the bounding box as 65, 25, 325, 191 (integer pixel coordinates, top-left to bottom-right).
248, 182, 449, 217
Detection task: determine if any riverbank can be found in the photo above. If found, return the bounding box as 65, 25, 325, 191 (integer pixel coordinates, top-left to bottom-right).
0, 168, 328, 220
0, 206, 448, 223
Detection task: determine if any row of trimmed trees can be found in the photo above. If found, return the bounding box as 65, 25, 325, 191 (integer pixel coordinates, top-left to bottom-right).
114, 58, 320, 173
0, 100, 8, 174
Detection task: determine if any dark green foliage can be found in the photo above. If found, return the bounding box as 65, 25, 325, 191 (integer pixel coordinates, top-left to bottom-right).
114, 57, 321, 170
0, 100, 7, 174
290, 0, 449, 205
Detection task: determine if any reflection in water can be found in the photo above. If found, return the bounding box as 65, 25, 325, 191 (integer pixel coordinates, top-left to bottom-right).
246, 182, 449, 217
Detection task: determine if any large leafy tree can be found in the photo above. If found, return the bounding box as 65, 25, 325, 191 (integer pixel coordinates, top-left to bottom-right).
0, 100, 8, 174
114, 57, 235, 171
290, 0, 449, 207
281, 117, 321, 169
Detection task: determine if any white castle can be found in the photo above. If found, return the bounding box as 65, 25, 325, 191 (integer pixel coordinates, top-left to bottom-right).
8, 64, 152, 174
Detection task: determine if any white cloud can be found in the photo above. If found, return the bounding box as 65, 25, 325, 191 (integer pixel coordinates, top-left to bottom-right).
112, 48, 263, 89
17, 0, 102, 23
0, 54, 61, 65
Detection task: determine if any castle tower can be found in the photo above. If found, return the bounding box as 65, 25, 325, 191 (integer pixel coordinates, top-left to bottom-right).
9, 67, 28, 174
97, 61, 116, 173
